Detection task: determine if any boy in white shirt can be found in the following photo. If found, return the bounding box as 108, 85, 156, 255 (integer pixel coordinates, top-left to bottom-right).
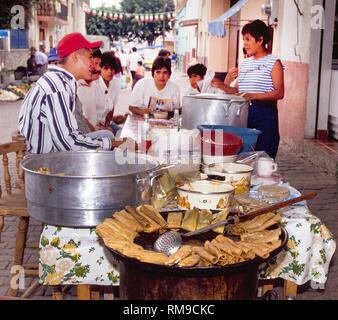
96, 52, 125, 135
129, 56, 180, 117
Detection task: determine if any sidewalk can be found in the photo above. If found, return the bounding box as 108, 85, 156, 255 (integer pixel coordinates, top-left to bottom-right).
0, 70, 337, 300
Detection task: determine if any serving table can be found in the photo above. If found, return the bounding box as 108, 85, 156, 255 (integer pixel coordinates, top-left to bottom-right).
36, 116, 336, 299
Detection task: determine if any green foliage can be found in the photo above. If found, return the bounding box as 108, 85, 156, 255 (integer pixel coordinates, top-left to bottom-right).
0, 0, 37, 29
86, 0, 175, 45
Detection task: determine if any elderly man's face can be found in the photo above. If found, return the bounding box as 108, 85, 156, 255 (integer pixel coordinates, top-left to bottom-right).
75, 48, 93, 81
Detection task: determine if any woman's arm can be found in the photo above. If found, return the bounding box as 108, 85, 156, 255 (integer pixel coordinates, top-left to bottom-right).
211, 77, 238, 94
236, 60, 284, 100
129, 105, 151, 116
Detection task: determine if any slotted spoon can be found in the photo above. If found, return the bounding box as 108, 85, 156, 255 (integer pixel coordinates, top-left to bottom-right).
153, 192, 317, 255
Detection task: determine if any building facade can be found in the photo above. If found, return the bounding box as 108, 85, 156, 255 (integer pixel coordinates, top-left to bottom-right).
175, 0, 337, 150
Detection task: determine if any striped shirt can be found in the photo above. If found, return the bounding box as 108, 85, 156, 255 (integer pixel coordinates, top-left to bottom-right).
238, 54, 283, 93
18, 65, 112, 153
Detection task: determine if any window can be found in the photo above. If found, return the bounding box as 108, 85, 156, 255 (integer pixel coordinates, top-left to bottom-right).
10, 29, 28, 49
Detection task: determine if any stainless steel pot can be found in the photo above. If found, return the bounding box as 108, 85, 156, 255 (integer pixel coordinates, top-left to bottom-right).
182, 94, 249, 130
20, 150, 164, 227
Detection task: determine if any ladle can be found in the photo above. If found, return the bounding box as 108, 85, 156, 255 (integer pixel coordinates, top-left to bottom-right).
153, 192, 317, 255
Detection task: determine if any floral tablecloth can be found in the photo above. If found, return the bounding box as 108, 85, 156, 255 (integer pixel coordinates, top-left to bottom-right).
38, 201, 336, 289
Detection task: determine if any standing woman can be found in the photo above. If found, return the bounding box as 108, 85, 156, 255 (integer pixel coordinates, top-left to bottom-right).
236, 20, 284, 159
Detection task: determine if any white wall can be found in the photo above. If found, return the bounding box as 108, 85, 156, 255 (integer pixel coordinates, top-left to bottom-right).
278, 0, 313, 64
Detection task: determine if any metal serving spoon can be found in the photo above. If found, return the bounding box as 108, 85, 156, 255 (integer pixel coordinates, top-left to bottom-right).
153, 192, 317, 255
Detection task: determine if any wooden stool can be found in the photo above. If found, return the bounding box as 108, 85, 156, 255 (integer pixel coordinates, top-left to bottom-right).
260, 279, 298, 300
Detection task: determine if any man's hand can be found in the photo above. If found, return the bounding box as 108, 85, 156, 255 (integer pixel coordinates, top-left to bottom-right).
111, 137, 138, 152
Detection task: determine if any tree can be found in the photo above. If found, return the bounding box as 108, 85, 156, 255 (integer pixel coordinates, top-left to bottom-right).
0, 0, 37, 29
86, 0, 175, 45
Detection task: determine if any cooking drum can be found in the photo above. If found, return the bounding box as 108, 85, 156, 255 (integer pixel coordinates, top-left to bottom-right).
107, 225, 288, 300
20, 150, 163, 227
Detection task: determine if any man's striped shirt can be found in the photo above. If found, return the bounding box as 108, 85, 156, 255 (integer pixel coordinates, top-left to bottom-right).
238, 54, 283, 93
18, 65, 112, 153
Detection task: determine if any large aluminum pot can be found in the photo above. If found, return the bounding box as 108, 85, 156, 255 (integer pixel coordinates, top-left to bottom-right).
182, 94, 249, 130
20, 150, 163, 227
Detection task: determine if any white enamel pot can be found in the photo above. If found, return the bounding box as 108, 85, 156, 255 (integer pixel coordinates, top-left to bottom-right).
176, 180, 234, 210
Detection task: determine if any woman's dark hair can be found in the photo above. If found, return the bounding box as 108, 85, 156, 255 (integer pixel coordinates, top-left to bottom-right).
151, 56, 172, 76
187, 63, 207, 78
242, 19, 271, 50
100, 52, 119, 73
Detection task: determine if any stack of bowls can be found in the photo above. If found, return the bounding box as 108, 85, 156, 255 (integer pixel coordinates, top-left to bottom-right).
199, 129, 243, 165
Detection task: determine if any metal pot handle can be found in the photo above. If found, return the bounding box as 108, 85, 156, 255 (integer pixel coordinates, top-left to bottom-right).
136, 164, 175, 189
226, 100, 248, 117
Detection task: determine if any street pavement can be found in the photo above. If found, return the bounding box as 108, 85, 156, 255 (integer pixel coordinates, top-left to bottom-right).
0, 70, 337, 300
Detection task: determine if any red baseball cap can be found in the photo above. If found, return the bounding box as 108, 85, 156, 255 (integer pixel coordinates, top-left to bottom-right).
56, 33, 102, 58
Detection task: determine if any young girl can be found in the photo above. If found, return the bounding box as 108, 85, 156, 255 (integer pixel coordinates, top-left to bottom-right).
236, 19, 285, 159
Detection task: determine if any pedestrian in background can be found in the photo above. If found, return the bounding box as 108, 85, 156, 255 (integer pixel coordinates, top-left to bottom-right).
127, 47, 142, 82
35, 45, 48, 75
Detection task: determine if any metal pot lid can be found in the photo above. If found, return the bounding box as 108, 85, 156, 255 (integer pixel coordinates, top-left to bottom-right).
183, 93, 248, 102
20, 150, 160, 178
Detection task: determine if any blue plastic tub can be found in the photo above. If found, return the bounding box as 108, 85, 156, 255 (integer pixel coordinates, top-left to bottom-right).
197, 125, 262, 153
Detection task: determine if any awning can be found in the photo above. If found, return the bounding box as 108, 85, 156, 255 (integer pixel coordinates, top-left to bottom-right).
208, 0, 250, 37
0, 30, 9, 37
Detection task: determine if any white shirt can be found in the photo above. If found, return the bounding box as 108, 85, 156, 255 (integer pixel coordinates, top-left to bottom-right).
127, 51, 142, 71
120, 53, 128, 67
130, 77, 181, 111
77, 79, 98, 127
35, 51, 48, 65
96, 76, 120, 125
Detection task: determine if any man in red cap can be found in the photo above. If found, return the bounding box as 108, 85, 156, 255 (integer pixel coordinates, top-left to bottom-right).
19, 32, 137, 153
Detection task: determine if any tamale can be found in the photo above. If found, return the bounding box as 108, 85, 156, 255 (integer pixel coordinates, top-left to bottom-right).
192, 247, 218, 264
211, 209, 230, 233
196, 209, 212, 230
167, 212, 183, 229
177, 254, 200, 267
165, 245, 192, 266
181, 207, 199, 232
139, 204, 167, 227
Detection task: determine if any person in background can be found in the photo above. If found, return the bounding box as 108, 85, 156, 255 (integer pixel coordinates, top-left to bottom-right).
120, 49, 128, 73
76, 48, 115, 139
171, 51, 177, 70
132, 60, 145, 89
129, 56, 180, 117
35, 45, 48, 75
235, 19, 285, 159
158, 48, 171, 58
127, 47, 142, 82
18, 32, 136, 154
186, 63, 207, 95
186, 63, 236, 95
47, 47, 59, 66
96, 52, 125, 136
27, 47, 39, 76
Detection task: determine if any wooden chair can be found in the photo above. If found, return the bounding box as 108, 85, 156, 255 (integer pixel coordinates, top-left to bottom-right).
0, 140, 37, 297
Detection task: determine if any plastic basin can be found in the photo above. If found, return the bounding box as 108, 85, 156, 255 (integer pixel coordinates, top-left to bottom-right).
197, 125, 262, 153
200, 130, 243, 156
